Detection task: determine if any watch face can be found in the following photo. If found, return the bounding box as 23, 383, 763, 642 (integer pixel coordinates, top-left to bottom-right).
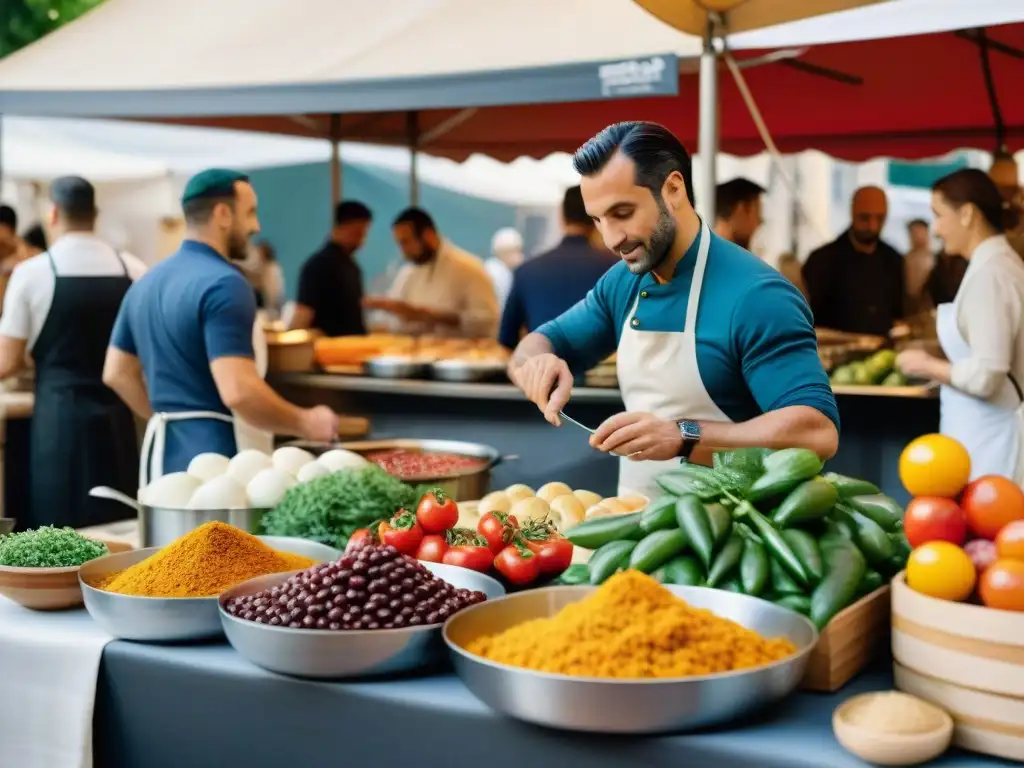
679, 420, 701, 440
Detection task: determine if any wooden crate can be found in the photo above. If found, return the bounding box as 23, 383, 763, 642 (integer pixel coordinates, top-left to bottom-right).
801, 585, 891, 692
892, 571, 1024, 762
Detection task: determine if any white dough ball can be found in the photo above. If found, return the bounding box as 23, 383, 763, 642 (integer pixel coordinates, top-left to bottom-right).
246, 468, 298, 508
226, 450, 273, 486
140, 472, 201, 508
188, 475, 248, 510
296, 461, 331, 483
272, 446, 316, 477
187, 453, 230, 483
317, 449, 370, 473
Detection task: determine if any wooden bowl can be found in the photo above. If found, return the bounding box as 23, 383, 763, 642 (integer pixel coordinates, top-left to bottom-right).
0, 540, 132, 611
833, 692, 953, 766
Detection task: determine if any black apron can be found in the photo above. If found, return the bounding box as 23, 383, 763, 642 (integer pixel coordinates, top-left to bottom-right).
27, 250, 138, 530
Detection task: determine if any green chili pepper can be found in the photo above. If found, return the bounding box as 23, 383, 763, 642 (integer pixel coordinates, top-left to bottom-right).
674, 494, 715, 569
737, 502, 809, 587
739, 538, 770, 596
707, 532, 744, 587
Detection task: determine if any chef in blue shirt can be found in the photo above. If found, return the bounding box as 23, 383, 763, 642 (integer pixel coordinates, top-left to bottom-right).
104, 169, 340, 486
507, 123, 839, 498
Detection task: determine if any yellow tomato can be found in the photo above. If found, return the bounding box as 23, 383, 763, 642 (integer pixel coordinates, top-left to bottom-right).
899, 434, 971, 498
906, 542, 976, 602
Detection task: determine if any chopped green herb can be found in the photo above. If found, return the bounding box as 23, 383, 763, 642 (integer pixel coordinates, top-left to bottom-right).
0, 526, 108, 568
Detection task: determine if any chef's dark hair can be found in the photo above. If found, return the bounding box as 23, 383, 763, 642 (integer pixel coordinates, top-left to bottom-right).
0, 205, 16, 231
334, 200, 372, 225
715, 177, 765, 219
572, 122, 695, 209
392, 207, 437, 237
932, 169, 1005, 234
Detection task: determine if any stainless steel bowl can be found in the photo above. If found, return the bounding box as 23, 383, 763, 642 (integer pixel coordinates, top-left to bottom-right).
364, 356, 431, 379
219, 561, 505, 679
78, 537, 340, 642
444, 585, 818, 734
430, 360, 507, 383
89, 486, 267, 549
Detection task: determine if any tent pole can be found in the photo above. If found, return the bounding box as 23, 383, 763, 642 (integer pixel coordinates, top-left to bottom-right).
407, 111, 420, 206
696, 15, 721, 222
329, 113, 342, 211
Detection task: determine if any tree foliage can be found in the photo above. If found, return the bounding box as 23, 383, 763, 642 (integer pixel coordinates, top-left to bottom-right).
0, 0, 106, 59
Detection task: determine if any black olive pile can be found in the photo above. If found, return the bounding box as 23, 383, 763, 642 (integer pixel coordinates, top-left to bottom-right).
225, 544, 487, 630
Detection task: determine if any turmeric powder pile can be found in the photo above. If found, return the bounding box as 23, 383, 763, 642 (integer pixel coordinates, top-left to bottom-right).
466, 571, 797, 678
97, 522, 314, 598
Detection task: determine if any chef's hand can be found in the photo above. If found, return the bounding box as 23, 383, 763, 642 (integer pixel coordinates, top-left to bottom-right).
591, 412, 683, 461
299, 405, 341, 443
510, 353, 572, 426
895, 349, 937, 379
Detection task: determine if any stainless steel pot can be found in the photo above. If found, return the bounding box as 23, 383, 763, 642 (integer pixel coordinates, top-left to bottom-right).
89, 487, 267, 549
284, 438, 514, 501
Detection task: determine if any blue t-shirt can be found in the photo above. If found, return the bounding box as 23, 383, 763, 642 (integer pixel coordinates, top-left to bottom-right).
110, 240, 257, 473
537, 227, 840, 430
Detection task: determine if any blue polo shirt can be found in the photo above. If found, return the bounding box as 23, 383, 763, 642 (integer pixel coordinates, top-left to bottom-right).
110, 240, 256, 473
537, 227, 840, 430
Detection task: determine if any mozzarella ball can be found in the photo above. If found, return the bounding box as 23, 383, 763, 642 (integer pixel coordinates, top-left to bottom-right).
187, 453, 230, 483
246, 468, 298, 508
226, 450, 273, 486
272, 446, 316, 477
188, 475, 248, 510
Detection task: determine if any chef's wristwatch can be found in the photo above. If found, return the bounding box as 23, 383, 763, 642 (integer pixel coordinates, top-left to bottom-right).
676, 420, 701, 461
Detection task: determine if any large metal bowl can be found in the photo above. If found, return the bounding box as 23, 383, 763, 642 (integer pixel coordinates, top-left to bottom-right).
78, 537, 340, 643
444, 585, 818, 734
364, 356, 431, 379
430, 359, 507, 383
89, 486, 267, 549
219, 561, 505, 679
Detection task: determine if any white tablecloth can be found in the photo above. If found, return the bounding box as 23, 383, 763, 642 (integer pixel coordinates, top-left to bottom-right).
0, 598, 112, 768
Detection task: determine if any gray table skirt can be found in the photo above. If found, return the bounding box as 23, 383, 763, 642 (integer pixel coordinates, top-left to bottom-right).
92, 642, 1008, 768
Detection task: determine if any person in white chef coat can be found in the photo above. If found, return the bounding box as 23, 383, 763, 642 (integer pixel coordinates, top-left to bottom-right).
897, 169, 1024, 484
364, 208, 499, 339
507, 122, 839, 498
103, 169, 341, 486
485, 227, 524, 313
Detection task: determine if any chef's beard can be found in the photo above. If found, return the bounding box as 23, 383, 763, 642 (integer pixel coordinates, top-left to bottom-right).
620, 203, 677, 275
227, 233, 251, 262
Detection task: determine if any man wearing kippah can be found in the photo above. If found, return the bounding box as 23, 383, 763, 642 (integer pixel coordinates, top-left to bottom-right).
104, 169, 341, 485
0, 177, 146, 528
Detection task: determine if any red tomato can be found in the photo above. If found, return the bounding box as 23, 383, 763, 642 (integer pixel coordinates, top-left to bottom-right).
904, 497, 968, 548
478, 512, 518, 555
442, 545, 493, 573
494, 544, 540, 585
964, 539, 998, 574
979, 559, 1024, 611
415, 489, 459, 534
344, 528, 373, 554
378, 510, 424, 555
415, 534, 448, 563
524, 536, 574, 575
961, 475, 1024, 541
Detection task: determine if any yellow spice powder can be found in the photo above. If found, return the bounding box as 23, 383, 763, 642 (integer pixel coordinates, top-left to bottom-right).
467, 570, 797, 678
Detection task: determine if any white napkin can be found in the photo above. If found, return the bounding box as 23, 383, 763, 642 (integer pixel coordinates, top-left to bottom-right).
0, 598, 112, 768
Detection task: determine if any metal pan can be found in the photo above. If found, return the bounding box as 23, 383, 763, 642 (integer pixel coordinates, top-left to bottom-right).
363, 356, 431, 379
88, 487, 267, 550
430, 359, 508, 383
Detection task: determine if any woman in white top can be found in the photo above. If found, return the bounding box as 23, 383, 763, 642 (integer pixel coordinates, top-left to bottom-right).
897, 169, 1024, 483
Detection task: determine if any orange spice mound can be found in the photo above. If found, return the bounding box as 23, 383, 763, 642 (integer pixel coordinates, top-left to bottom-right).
466, 570, 797, 678
98, 522, 314, 598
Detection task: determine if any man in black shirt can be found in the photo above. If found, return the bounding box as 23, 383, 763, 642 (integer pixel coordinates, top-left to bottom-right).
290, 201, 372, 337
802, 186, 904, 336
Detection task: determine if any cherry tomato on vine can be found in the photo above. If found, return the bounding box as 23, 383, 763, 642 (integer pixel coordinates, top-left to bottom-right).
478, 511, 518, 554
415, 534, 448, 563
416, 489, 459, 534
442, 545, 493, 573
378, 509, 424, 555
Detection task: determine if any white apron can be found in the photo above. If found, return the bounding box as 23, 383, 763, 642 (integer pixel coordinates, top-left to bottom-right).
139, 320, 275, 488
615, 220, 731, 497
937, 301, 1024, 484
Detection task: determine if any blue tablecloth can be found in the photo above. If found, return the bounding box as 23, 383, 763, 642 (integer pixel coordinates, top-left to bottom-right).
92, 640, 1012, 768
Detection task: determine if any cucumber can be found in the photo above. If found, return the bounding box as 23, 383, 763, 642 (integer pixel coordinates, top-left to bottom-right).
747, 449, 823, 502
707, 533, 744, 587
773, 478, 839, 527
847, 495, 904, 532
629, 528, 688, 574
705, 502, 733, 547
781, 529, 824, 585
660, 555, 706, 586
588, 540, 637, 585
556, 564, 589, 585
774, 593, 812, 616
639, 496, 679, 533
823, 472, 881, 498
810, 540, 867, 630
564, 513, 643, 549
740, 538, 770, 596
675, 495, 715, 570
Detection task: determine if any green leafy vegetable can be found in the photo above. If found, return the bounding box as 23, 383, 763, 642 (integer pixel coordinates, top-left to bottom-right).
0, 526, 108, 568
260, 466, 425, 549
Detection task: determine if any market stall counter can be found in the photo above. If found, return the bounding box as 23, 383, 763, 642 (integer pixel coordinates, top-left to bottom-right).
272, 374, 938, 505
